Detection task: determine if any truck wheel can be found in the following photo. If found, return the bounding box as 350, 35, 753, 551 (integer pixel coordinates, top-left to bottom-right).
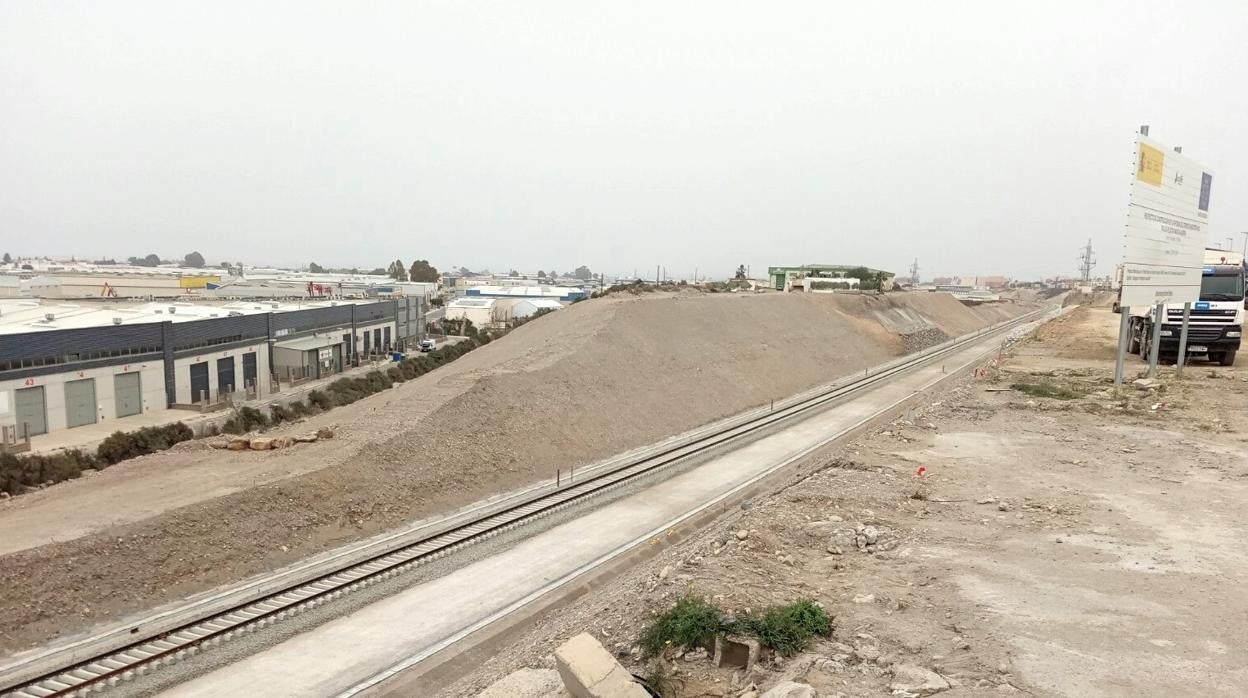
1219, 350, 1236, 367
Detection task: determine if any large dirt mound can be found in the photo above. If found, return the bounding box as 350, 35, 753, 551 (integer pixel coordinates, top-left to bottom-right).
0, 291, 1034, 654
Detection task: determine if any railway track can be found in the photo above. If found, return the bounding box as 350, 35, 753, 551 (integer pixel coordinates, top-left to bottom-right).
0, 306, 1051, 698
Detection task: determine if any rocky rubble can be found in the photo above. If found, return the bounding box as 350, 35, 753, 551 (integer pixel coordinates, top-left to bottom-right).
210, 427, 335, 452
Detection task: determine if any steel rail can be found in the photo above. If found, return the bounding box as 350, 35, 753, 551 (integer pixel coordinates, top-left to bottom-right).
0, 306, 1050, 698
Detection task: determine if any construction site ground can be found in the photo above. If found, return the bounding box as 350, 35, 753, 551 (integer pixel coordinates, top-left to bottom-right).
0, 291, 1028, 657
448, 305, 1248, 698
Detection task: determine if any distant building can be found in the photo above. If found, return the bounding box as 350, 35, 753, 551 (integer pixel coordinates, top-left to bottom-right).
463, 285, 587, 302
767, 265, 895, 292
445, 297, 565, 329
955, 275, 1009, 290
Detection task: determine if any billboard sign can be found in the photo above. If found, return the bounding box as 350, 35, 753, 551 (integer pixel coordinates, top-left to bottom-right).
1120, 134, 1213, 306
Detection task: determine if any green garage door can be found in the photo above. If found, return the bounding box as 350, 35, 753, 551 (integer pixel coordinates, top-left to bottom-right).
65, 378, 98, 428
114, 372, 142, 418
15, 386, 47, 437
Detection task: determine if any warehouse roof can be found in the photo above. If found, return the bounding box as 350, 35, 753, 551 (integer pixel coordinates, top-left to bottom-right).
0, 299, 382, 335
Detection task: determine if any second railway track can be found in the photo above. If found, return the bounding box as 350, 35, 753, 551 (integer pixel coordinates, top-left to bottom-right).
0, 306, 1052, 698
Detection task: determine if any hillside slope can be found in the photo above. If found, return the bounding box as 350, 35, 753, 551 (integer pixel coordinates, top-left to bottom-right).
0, 291, 1034, 654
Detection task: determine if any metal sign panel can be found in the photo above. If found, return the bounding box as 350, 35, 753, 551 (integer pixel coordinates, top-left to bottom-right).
1120, 134, 1213, 306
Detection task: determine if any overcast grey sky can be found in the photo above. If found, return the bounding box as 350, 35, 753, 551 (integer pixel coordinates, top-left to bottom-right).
2, 1, 1247, 280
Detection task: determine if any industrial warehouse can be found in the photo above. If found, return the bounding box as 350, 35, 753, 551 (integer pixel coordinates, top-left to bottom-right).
0, 296, 422, 441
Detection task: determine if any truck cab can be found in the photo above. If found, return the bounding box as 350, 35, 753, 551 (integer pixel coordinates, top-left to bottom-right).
1119, 251, 1246, 366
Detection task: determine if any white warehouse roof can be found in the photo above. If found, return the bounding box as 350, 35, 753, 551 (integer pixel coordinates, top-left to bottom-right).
0, 298, 384, 335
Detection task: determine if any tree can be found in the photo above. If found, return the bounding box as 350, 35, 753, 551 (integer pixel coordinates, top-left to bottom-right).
127, 253, 163, 267
844, 266, 883, 290
308, 262, 325, 274
734, 265, 747, 280
574, 265, 592, 281
409, 259, 439, 283
387, 259, 408, 281
549, 270, 558, 280
184, 251, 205, 268
537, 270, 547, 279
368, 267, 386, 276
508, 269, 518, 277
2, 253, 10, 264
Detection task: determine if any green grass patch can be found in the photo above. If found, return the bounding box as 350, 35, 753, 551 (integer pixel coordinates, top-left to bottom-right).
1010, 381, 1085, 400
731, 599, 833, 657
639, 595, 723, 657
638, 595, 834, 659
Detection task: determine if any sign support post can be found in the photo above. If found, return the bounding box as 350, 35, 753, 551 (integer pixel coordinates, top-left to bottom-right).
1114, 307, 1130, 385
1175, 302, 1192, 377
1147, 302, 1164, 377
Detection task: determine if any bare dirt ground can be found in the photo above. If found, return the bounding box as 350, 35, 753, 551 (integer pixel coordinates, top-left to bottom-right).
449, 305, 1248, 698
0, 292, 1030, 656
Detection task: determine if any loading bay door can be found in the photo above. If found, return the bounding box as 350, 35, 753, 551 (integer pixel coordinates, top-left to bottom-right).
15, 386, 48, 437
190, 362, 210, 403
217, 357, 236, 395
64, 378, 98, 429
242, 352, 258, 391
114, 372, 142, 418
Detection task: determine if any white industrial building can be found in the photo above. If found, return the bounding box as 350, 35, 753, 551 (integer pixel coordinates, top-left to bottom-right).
0, 263, 439, 304
0, 296, 422, 444
444, 297, 565, 329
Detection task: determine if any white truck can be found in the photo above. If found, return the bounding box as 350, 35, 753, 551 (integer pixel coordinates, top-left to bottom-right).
1115, 249, 1246, 366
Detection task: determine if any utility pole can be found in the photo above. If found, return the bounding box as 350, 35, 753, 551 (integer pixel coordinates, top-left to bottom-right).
908, 258, 920, 285
1240, 232, 1248, 257
1077, 238, 1096, 284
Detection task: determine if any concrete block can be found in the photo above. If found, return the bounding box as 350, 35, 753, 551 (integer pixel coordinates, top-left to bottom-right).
477, 667, 566, 698
714, 634, 760, 671
554, 633, 649, 698
760, 681, 815, 698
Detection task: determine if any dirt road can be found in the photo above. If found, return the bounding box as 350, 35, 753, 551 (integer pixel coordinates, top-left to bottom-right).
450, 305, 1248, 697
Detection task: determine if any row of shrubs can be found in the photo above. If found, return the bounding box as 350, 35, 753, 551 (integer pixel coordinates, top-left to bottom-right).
1, 422, 196, 496
0, 335, 498, 496
218, 337, 487, 434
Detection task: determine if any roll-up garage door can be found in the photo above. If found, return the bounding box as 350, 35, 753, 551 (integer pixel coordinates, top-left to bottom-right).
114, 372, 142, 418
65, 378, 98, 428
15, 386, 48, 437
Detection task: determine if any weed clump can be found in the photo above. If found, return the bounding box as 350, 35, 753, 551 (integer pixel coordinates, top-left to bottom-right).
1010, 381, 1085, 400
639, 595, 723, 657
638, 595, 833, 659
732, 599, 833, 657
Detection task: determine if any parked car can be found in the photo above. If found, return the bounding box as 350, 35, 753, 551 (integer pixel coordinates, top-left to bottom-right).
419, 339, 436, 352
